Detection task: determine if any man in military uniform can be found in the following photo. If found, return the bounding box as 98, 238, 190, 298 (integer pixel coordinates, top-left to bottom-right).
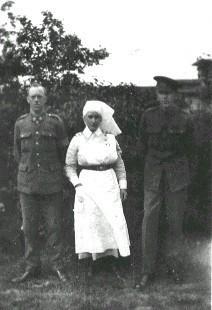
136, 76, 192, 289
12, 83, 69, 282
191, 59, 212, 231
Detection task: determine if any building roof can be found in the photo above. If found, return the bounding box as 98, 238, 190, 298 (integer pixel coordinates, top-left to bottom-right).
176, 79, 200, 95
176, 79, 199, 85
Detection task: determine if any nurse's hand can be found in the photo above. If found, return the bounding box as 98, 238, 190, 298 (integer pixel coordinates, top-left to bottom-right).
75, 184, 85, 203
120, 189, 127, 202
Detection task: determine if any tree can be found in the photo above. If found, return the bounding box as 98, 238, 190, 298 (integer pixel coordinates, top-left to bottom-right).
0, 1, 27, 84
16, 11, 108, 89
0, 1, 109, 89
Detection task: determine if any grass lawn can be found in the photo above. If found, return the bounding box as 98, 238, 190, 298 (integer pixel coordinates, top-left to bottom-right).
0, 235, 210, 310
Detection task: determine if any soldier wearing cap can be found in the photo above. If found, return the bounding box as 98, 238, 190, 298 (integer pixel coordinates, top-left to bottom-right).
191, 59, 212, 230
12, 83, 69, 283
136, 76, 192, 289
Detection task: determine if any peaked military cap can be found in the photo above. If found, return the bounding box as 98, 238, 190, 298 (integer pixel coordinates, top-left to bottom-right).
192, 58, 212, 69
154, 76, 179, 93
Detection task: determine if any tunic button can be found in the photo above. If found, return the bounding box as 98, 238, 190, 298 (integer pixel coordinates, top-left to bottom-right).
36, 153, 39, 156
36, 142, 39, 145
37, 163, 40, 168
36, 131, 39, 135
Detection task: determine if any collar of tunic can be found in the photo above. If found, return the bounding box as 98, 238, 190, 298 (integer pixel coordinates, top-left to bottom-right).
30, 112, 46, 124
83, 127, 102, 139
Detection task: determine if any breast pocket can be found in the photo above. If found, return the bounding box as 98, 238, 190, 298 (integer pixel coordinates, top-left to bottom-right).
20, 132, 32, 152
146, 121, 162, 134
168, 116, 187, 135
146, 122, 163, 149
41, 131, 57, 151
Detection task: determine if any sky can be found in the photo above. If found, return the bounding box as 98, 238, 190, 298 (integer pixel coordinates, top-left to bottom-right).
2, 0, 212, 85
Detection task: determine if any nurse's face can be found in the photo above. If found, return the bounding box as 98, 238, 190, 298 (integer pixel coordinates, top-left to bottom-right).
84, 111, 102, 132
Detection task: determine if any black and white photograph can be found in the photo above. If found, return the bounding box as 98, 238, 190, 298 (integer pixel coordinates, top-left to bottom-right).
0, 0, 211, 309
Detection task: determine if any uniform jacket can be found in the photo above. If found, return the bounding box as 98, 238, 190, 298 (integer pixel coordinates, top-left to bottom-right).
14, 113, 68, 194
138, 104, 192, 192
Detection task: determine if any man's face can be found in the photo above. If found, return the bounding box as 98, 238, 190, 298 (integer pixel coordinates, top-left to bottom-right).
156, 90, 175, 108
27, 86, 47, 114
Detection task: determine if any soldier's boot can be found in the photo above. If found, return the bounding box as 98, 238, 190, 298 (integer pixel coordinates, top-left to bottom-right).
133, 273, 153, 290
167, 267, 183, 283
12, 266, 41, 283
166, 258, 183, 283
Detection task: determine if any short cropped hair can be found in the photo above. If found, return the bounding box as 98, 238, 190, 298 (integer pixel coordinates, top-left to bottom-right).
27, 82, 47, 96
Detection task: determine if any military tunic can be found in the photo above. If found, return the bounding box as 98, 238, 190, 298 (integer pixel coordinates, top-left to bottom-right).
14, 112, 69, 271
14, 113, 68, 194
139, 104, 192, 274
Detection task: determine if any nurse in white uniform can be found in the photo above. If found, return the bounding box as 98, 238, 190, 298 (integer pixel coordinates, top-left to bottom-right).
65, 100, 130, 274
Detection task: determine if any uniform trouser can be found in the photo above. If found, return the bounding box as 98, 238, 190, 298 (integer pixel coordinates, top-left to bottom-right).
142, 175, 187, 275
20, 192, 63, 271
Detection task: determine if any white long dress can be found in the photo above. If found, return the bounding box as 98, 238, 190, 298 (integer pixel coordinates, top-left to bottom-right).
65, 127, 130, 260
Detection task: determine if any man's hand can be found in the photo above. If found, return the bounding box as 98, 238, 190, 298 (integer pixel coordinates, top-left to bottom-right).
120, 189, 127, 202
0, 202, 5, 212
